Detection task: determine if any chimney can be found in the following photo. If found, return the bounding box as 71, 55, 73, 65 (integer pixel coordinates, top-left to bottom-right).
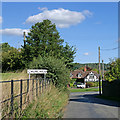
84, 65, 87, 72
23, 32, 26, 47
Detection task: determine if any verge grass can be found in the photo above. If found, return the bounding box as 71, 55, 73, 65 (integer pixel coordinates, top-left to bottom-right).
68, 87, 99, 93
22, 85, 69, 118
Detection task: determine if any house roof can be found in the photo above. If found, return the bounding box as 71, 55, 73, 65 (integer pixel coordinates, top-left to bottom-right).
71, 70, 84, 78
71, 70, 99, 79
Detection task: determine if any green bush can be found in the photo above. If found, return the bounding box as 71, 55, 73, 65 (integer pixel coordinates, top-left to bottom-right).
94, 82, 99, 87
86, 82, 95, 87
86, 82, 99, 87
29, 55, 70, 88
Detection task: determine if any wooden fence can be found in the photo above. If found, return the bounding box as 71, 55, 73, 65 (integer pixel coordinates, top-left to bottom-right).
0, 78, 50, 119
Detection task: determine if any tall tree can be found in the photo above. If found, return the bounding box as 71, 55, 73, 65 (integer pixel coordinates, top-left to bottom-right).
22, 19, 64, 65
22, 19, 76, 67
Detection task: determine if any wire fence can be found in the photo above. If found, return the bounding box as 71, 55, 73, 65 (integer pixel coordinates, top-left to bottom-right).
0, 78, 51, 119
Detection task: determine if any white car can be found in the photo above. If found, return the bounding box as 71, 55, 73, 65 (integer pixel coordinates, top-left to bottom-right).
77, 83, 86, 88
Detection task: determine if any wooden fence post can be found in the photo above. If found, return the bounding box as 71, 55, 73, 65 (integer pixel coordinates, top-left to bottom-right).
44, 74, 46, 89
42, 79, 44, 93
39, 79, 41, 95
32, 79, 34, 99
27, 79, 29, 102
41, 79, 43, 93
20, 79, 22, 111
36, 79, 38, 97
11, 80, 14, 116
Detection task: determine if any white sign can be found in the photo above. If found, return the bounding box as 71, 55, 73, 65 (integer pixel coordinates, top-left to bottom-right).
27, 69, 47, 74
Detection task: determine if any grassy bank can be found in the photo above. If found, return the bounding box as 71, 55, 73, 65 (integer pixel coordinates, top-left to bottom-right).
68, 87, 99, 93
22, 85, 69, 118
1, 70, 28, 81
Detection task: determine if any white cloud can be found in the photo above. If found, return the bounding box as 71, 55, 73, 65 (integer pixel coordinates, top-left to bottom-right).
82, 10, 93, 17
38, 7, 48, 11
0, 16, 2, 24
25, 8, 92, 28
84, 53, 89, 55
0, 28, 29, 36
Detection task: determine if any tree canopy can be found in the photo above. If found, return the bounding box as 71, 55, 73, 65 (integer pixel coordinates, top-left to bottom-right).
1, 43, 23, 72
104, 58, 120, 81
22, 19, 76, 67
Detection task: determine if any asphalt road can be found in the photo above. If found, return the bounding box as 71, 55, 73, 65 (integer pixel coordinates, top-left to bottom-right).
63, 92, 119, 119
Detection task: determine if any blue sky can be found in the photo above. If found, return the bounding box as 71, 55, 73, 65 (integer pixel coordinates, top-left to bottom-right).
1, 2, 118, 63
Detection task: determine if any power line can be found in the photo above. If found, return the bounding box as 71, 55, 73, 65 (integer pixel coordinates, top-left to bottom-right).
101, 47, 120, 51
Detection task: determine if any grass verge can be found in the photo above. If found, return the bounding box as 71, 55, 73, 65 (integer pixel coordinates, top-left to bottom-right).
21, 85, 69, 118
0, 70, 28, 81
68, 87, 99, 93
96, 95, 120, 102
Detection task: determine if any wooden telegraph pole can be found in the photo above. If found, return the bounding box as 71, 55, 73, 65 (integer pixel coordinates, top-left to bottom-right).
23, 32, 26, 47
102, 60, 104, 80
98, 47, 101, 95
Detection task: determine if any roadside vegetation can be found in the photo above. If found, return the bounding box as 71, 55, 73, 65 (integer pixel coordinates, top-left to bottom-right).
22, 85, 69, 118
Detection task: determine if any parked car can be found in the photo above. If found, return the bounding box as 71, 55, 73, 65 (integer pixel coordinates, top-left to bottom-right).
77, 83, 86, 88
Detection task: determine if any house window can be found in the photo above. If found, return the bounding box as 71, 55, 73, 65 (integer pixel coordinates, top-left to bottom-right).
77, 73, 82, 77
89, 73, 94, 79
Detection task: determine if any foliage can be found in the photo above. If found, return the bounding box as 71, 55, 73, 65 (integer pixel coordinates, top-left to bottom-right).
61, 42, 76, 69
22, 19, 76, 67
29, 55, 70, 88
104, 58, 120, 82
1, 43, 24, 72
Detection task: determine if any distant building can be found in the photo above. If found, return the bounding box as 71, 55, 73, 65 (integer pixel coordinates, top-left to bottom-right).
70, 66, 99, 83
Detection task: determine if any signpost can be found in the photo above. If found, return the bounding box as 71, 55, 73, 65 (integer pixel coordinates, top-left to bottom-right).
27, 69, 47, 80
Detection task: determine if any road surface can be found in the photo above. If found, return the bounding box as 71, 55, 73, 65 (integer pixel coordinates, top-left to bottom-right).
63, 92, 119, 119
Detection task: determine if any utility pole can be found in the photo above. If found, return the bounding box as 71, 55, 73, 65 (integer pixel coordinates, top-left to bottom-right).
23, 32, 26, 47
102, 60, 104, 80
98, 46, 101, 95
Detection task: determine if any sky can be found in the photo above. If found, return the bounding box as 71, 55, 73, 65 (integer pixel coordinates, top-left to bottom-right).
0, 2, 118, 63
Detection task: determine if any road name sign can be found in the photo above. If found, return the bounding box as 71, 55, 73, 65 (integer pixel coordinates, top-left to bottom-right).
27, 69, 47, 74
27, 69, 47, 80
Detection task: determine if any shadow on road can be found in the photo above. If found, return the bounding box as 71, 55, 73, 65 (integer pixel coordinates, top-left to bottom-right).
69, 93, 120, 107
